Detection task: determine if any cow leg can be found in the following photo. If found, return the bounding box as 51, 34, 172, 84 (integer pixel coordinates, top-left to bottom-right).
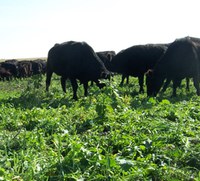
120, 74, 126, 86
138, 75, 144, 93
83, 82, 88, 97
70, 78, 78, 100
126, 75, 129, 84
193, 76, 200, 96
90, 81, 94, 86
161, 78, 171, 93
46, 70, 53, 91
61, 76, 66, 93
186, 78, 190, 91
172, 79, 180, 97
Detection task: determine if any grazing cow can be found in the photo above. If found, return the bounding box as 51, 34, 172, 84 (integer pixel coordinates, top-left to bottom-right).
18, 63, 28, 78
1, 61, 19, 79
34, 59, 47, 74
46, 41, 110, 99
159, 36, 200, 94
31, 61, 43, 75
0, 67, 12, 81
87, 50, 116, 86
18, 61, 32, 78
146, 37, 200, 97
96, 51, 116, 67
5, 59, 18, 64
109, 44, 168, 92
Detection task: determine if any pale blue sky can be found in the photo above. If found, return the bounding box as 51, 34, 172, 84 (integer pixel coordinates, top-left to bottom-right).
0, 0, 200, 59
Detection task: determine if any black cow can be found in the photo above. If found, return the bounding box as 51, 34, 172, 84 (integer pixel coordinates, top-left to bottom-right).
34, 59, 47, 74
109, 44, 168, 92
0, 66, 12, 81
1, 61, 19, 79
96, 51, 116, 67
31, 61, 43, 75
17, 61, 31, 78
46, 41, 110, 99
88, 51, 116, 86
5, 59, 18, 64
146, 37, 200, 97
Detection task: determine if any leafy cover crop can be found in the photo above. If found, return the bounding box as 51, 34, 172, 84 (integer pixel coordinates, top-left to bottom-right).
0, 75, 200, 180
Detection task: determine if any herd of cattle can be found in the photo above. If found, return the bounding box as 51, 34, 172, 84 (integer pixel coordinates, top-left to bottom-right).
2, 36, 200, 99
46, 36, 200, 99
0, 59, 46, 80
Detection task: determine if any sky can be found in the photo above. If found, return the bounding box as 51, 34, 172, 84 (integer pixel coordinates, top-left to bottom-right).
0, 0, 200, 59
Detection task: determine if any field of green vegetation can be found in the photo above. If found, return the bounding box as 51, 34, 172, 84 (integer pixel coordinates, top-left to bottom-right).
0, 74, 200, 180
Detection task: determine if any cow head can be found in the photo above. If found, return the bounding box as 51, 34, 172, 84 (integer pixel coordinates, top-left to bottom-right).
146, 69, 165, 97
100, 70, 111, 80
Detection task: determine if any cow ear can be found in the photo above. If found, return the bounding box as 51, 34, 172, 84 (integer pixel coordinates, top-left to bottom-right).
145, 69, 154, 76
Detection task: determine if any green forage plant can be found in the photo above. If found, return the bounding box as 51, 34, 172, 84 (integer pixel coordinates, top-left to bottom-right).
0, 74, 200, 180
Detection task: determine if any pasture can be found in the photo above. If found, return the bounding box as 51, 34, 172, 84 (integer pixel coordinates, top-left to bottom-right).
0, 74, 200, 180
